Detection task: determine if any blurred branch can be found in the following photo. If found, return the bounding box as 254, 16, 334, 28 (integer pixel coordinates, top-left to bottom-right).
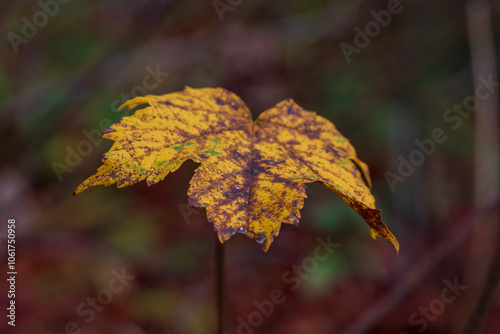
338, 202, 500, 334
460, 0, 500, 332
461, 236, 500, 334
469, 0, 499, 208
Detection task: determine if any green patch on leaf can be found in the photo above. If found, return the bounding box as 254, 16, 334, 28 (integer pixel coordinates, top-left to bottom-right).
202, 149, 222, 156
209, 137, 223, 145
155, 161, 167, 167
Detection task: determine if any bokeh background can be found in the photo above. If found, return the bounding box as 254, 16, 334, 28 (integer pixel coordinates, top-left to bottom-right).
1, 0, 500, 333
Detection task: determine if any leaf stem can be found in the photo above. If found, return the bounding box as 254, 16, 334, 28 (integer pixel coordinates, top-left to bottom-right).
215, 234, 225, 334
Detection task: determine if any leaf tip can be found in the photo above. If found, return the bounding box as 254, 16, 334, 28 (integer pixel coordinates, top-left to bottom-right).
394, 240, 400, 254
100, 127, 116, 138
73, 187, 83, 195
370, 228, 399, 254
118, 96, 150, 112
255, 235, 272, 252
388, 234, 400, 254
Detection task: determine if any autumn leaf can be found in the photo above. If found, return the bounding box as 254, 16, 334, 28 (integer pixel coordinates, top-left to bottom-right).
74, 87, 399, 252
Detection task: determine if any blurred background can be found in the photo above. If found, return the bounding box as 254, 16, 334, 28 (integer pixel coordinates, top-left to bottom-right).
1, 0, 500, 333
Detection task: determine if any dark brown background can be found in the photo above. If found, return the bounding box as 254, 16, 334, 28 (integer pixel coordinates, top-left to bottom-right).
1, 0, 500, 333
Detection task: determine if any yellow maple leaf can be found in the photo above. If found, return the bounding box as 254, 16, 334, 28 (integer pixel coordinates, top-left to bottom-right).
74, 87, 399, 252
